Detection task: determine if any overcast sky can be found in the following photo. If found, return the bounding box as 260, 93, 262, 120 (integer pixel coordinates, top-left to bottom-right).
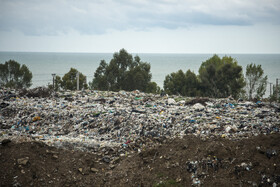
0, 0, 279, 53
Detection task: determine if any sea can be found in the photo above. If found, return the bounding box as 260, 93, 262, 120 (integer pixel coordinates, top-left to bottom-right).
0, 52, 279, 97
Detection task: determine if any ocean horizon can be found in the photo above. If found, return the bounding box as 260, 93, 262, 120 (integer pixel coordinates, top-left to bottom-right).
0, 51, 279, 97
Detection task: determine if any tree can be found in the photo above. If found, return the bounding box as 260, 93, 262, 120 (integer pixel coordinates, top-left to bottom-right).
185, 70, 200, 97
48, 75, 62, 91
145, 82, 161, 94
164, 70, 186, 95
90, 60, 108, 90
106, 49, 133, 91
0, 60, 32, 89
164, 55, 245, 98
199, 55, 245, 98
163, 69, 200, 96
123, 59, 152, 91
61, 68, 88, 90
245, 63, 268, 100
270, 85, 280, 102
54, 75, 62, 91
91, 49, 158, 93
198, 55, 222, 97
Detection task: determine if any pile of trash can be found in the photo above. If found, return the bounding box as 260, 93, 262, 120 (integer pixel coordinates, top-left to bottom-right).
1, 88, 279, 153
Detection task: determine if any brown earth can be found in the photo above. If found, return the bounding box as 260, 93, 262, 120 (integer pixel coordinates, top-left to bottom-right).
1, 134, 280, 187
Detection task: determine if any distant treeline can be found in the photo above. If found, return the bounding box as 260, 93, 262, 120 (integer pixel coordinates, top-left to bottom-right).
0, 49, 278, 101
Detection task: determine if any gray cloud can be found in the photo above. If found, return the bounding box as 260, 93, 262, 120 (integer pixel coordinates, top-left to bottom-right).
0, 0, 279, 35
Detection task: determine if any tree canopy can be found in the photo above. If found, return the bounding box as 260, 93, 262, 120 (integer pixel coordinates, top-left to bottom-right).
61, 68, 88, 91
198, 55, 245, 98
90, 49, 159, 93
164, 69, 200, 97
164, 55, 246, 98
0, 60, 32, 89
245, 63, 267, 100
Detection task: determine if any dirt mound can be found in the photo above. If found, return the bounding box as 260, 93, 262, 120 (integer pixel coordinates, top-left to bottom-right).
185, 98, 210, 106
1, 134, 279, 186
19, 87, 52, 98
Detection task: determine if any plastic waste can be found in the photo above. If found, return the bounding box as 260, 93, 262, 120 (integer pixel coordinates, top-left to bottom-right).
0, 88, 279, 156
167, 98, 176, 105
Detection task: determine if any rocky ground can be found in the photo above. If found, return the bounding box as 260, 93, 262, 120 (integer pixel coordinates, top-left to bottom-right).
1, 87, 280, 186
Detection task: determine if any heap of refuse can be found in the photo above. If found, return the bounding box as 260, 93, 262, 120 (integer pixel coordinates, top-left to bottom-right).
1, 88, 280, 153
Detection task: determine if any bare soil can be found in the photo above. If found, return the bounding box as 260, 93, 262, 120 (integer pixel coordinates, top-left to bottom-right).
1, 134, 280, 187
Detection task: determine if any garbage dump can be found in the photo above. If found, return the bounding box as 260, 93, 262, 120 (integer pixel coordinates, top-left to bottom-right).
1, 88, 279, 152
1, 88, 279, 186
